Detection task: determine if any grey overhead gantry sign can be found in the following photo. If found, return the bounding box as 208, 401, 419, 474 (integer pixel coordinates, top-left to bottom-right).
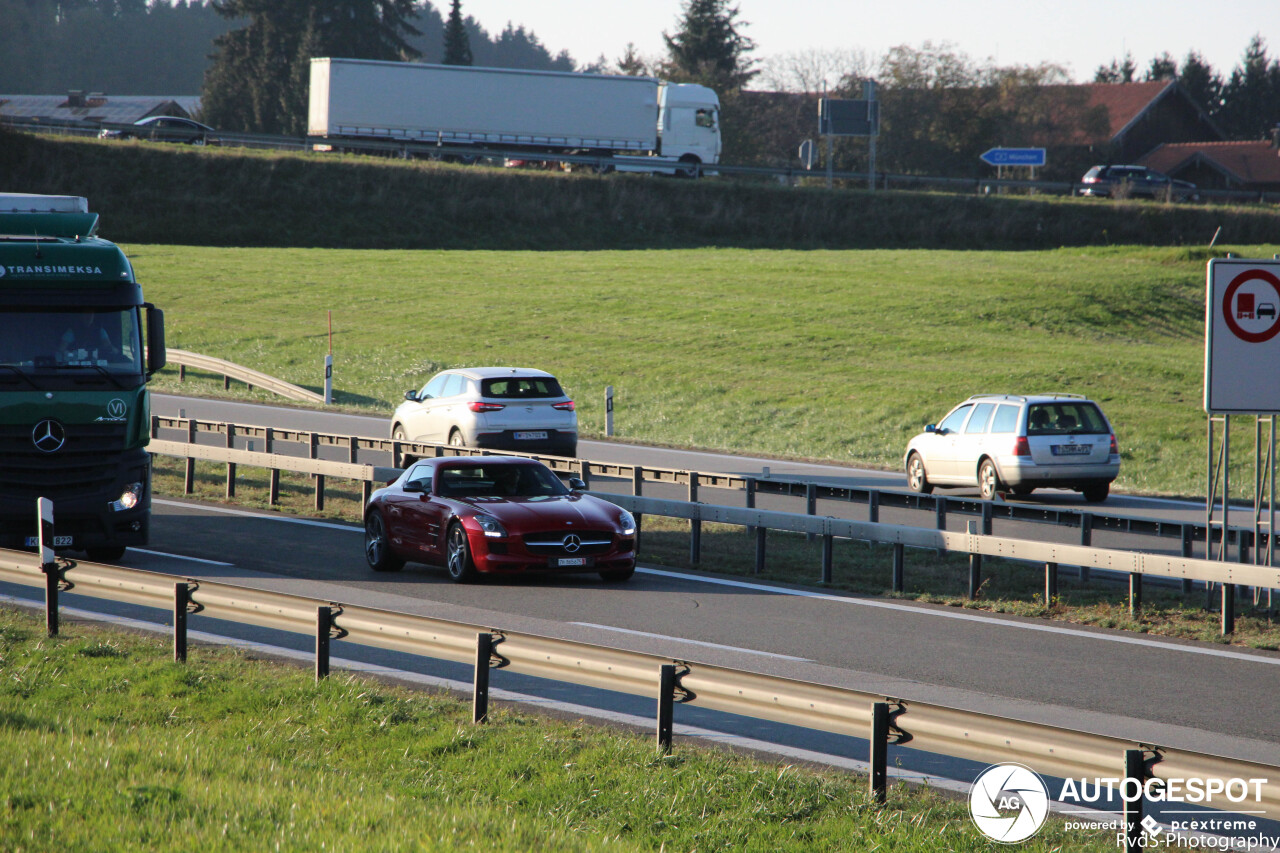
817, 80, 879, 189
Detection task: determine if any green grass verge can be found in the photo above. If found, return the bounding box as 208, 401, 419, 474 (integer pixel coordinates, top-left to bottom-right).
136, 242, 1280, 498
0, 604, 1118, 851
151, 458, 1280, 650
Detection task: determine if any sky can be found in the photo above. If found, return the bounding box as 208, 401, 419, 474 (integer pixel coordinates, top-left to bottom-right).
465, 0, 1274, 84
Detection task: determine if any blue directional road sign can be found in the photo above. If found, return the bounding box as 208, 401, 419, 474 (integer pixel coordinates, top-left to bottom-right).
980, 147, 1047, 167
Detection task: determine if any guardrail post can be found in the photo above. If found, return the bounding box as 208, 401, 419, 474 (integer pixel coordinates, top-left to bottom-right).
1181, 524, 1194, 593
150, 414, 159, 439
868, 490, 880, 524
632, 466, 644, 496
1044, 562, 1058, 606
688, 476, 700, 565
981, 501, 993, 535
1222, 584, 1236, 635
225, 424, 237, 499
315, 606, 332, 681
745, 477, 756, 537
473, 632, 494, 724
754, 526, 766, 574
821, 534, 833, 584
184, 418, 197, 495
392, 439, 403, 469
892, 543, 904, 592
1123, 748, 1145, 851
656, 664, 675, 753
315, 474, 326, 511
870, 702, 889, 804
578, 458, 591, 489
806, 483, 817, 542
1129, 573, 1143, 616
174, 582, 191, 662
1079, 513, 1092, 582
967, 520, 981, 600
348, 436, 359, 464
934, 497, 946, 556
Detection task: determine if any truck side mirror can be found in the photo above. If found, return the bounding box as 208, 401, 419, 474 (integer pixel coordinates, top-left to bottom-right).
145, 305, 166, 376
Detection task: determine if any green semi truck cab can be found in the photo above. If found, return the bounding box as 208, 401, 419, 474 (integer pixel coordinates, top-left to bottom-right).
0, 194, 165, 562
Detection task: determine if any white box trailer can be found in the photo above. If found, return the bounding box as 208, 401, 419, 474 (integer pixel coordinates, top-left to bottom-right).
308, 58, 721, 172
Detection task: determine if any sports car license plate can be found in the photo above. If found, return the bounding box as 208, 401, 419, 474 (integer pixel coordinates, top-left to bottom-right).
554, 557, 587, 567
25, 535, 72, 547
1051, 444, 1092, 456
515, 431, 548, 440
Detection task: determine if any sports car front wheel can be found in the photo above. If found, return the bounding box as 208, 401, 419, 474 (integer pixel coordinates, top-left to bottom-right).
446, 523, 479, 583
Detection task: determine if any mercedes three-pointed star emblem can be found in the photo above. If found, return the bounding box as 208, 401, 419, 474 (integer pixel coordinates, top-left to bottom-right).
32, 419, 66, 453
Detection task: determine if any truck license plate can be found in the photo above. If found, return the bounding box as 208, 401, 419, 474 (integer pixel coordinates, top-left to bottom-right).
555, 557, 587, 567
1052, 444, 1092, 456
515, 431, 548, 440
25, 536, 72, 547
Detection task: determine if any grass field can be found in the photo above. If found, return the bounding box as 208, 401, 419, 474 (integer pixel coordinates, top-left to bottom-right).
0, 604, 1120, 852
136, 242, 1279, 498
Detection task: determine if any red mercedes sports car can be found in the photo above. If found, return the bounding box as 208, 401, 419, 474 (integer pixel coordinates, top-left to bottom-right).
363, 456, 637, 582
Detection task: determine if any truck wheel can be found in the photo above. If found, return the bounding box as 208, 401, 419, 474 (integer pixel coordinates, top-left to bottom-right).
87, 546, 126, 563
677, 155, 702, 179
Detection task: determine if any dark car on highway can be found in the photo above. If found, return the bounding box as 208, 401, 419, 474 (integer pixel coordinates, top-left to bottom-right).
99, 116, 220, 146
1078, 165, 1198, 201
364, 456, 637, 582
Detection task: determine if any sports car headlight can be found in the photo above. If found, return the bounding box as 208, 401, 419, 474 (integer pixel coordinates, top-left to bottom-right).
474, 514, 508, 539
618, 510, 636, 537
111, 482, 144, 512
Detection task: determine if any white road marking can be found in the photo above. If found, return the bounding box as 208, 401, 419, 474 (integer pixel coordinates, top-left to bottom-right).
131, 548, 234, 566
636, 568, 1280, 666
571, 622, 813, 662
153, 498, 1280, 667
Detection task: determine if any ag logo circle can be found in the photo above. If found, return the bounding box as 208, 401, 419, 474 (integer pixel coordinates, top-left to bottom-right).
969, 763, 1050, 843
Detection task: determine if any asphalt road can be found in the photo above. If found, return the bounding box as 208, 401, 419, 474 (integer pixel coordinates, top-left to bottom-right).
57, 477, 1279, 768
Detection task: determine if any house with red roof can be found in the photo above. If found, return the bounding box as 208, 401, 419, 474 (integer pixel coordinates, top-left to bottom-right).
1141, 137, 1280, 192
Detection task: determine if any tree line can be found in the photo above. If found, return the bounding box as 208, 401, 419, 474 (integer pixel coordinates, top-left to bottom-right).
2, 0, 1275, 178
0, 0, 573, 100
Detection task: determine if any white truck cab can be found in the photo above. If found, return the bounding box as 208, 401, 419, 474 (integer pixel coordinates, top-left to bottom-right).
657, 83, 722, 168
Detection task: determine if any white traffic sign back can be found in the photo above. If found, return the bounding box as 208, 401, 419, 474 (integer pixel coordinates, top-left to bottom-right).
1205, 258, 1280, 413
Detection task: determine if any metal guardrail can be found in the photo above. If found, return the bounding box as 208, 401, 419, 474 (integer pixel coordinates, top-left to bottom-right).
166, 349, 325, 404
2, 544, 1278, 837
8, 115, 1278, 204
146, 416, 1276, 635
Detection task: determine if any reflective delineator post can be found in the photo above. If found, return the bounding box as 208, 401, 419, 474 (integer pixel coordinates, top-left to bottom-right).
605, 385, 614, 437
37, 497, 57, 637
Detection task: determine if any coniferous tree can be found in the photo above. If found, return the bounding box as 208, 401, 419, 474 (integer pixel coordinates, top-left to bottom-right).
442, 0, 472, 65
1217, 35, 1280, 138
1144, 52, 1177, 81
1178, 51, 1224, 115
1093, 52, 1136, 83
202, 0, 420, 134
661, 0, 756, 91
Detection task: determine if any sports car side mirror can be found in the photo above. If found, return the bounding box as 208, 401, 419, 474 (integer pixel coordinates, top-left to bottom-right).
568, 478, 587, 492
403, 481, 426, 494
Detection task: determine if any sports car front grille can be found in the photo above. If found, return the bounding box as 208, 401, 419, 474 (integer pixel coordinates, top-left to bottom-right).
521, 530, 614, 557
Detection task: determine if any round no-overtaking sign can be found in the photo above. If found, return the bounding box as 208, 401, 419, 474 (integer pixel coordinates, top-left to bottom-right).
1205, 259, 1280, 413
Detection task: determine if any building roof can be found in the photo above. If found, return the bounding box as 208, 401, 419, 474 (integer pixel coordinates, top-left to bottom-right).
0, 93, 201, 125
1142, 140, 1280, 186
1030, 80, 1221, 147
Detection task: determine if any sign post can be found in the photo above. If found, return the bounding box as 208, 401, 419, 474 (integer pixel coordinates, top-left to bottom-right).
1203, 258, 1280, 626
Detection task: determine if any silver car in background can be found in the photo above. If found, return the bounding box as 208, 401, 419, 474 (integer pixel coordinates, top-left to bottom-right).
392, 367, 578, 458
904, 394, 1120, 502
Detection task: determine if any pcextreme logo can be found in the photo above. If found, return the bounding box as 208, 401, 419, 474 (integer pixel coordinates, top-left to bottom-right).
970, 763, 1050, 843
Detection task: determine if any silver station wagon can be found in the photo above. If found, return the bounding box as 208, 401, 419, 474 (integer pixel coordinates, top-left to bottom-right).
904, 394, 1120, 502
392, 367, 578, 458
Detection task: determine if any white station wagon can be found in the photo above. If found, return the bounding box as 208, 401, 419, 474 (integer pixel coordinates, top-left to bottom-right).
392, 367, 578, 458
904, 394, 1120, 502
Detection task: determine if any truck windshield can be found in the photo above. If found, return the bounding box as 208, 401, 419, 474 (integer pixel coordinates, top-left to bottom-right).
0, 309, 144, 378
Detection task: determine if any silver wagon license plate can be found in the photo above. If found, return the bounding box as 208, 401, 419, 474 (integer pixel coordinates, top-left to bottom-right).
1051, 444, 1092, 456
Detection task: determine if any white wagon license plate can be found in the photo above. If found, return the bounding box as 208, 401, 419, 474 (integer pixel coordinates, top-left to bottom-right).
1051, 444, 1092, 456
555, 557, 587, 567
25, 536, 72, 547
514, 431, 548, 440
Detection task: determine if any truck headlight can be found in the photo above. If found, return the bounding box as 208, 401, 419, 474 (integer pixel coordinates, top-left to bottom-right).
111, 482, 144, 512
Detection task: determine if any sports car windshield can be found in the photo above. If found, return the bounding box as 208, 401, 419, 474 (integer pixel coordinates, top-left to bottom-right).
436, 464, 570, 498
